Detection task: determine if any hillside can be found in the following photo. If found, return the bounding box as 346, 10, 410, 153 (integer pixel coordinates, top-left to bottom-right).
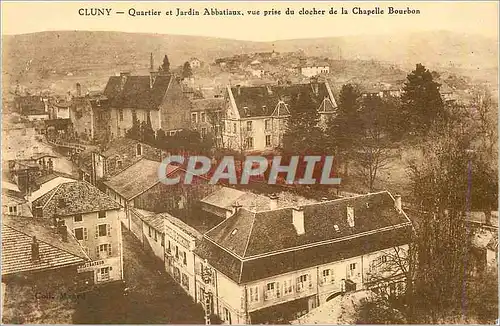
2, 30, 497, 94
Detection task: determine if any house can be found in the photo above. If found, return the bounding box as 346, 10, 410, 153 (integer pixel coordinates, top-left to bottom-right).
2, 183, 32, 216
301, 65, 330, 78
194, 191, 413, 324
90, 137, 162, 186
190, 57, 202, 69
466, 211, 498, 271
14, 95, 49, 121
2, 214, 90, 286
222, 80, 337, 152
439, 82, 455, 102
190, 98, 224, 142
29, 173, 76, 203
101, 158, 216, 234
102, 68, 191, 138
31, 181, 124, 284
130, 207, 223, 301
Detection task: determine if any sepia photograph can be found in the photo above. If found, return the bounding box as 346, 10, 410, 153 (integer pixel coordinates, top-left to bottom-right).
1, 1, 498, 324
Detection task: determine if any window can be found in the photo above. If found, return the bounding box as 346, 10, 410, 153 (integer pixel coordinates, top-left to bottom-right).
154, 230, 158, 242
175, 246, 179, 259
119, 109, 124, 121
136, 144, 142, 156
322, 269, 334, 284
132, 110, 137, 122
167, 240, 171, 253
201, 127, 207, 138
97, 243, 112, 258
233, 123, 236, 133
265, 135, 271, 147
349, 263, 357, 271
74, 214, 83, 222
117, 127, 122, 137
296, 274, 310, 291
283, 279, 293, 295
223, 307, 232, 324
116, 160, 123, 169
246, 121, 253, 131
8, 206, 17, 214
248, 286, 259, 302
201, 112, 206, 122
191, 112, 198, 124
97, 224, 109, 237
98, 211, 106, 219
98, 266, 112, 282
265, 282, 277, 300
245, 137, 254, 149
183, 252, 187, 265
182, 273, 189, 290
381, 255, 387, 263
161, 234, 165, 247
74, 227, 84, 240
265, 119, 271, 131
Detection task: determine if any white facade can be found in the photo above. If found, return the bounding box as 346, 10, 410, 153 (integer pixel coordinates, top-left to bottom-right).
301, 66, 330, 78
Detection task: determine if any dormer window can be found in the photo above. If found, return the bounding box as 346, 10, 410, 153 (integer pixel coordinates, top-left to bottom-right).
334, 224, 340, 232
231, 229, 238, 236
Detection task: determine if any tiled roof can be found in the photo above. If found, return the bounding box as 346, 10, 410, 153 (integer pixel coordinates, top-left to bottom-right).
230, 82, 333, 118
196, 191, 413, 283
33, 181, 120, 216
34, 172, 76, 187
100, 137, 161, 160
103, 158, 178, 200
103, 74, 172, 110
191, 98, 225, 112
29, 176, 77, 202
201, 187, 246, 209
2, 215, 88, 276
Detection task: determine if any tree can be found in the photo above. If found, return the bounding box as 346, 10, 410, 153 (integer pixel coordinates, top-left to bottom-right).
469, 85, 498, 157
283, 89, 325, 155
401, 63, 444, 136
126, 116, 141, 140
408, 126, 498, 322
159, 55, 170, 75
181, 61, 193, 79
155, 128, 168, 150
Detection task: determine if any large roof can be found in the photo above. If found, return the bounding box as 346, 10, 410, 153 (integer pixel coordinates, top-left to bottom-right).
103, 74, 172, 110
230, 82, 336, 118
33, 181, 121, 216
195, 191, 413, 284
103, 158, 178, 200
99, 137, 161, 160
2, 215, 88, 276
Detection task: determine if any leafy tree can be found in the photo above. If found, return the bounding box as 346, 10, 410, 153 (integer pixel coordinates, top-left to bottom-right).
140, 120, 155, 145
181, 61, 193, 79
401, 63, 444, 136
159, 55, 170, 75
126, 116, 141, 140
155, 128, 168, 150
283, 89, 325, 155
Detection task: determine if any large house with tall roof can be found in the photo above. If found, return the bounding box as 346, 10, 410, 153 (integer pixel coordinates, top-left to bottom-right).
222, 79, 337, 152
194, 191, 413, 324
102, 69, 191, 139
31, 180, 124, 285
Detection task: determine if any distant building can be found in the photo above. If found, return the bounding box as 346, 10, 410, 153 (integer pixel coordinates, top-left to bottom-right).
195, 191, 413, 324
222, 80, 337, 152
190, 57, 202, 69
301, 65, 330, 78
102, 69, 191, 138
2, 182, 32, 217
14, 95, 49, 121
31, 181, 124, 285
190, 98, 224, 143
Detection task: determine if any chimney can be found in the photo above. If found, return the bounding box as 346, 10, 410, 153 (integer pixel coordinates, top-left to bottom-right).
292, 206, 305, 235
150, 71, 159, 89
226, 202, 242, 218
347, 205, 355, 227
76, 83, 82, 97
394, 194, 402, 212
120, 72, 130, 90
485, 210, 492, 225
31, 236, 40, 262
269, 193, 278, 210
58, 224, 68, 242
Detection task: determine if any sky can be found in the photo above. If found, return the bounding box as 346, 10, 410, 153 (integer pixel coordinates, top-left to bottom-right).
1, 1, 499, 41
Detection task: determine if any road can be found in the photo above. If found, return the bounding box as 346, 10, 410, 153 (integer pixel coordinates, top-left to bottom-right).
73, 227, 205, 324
